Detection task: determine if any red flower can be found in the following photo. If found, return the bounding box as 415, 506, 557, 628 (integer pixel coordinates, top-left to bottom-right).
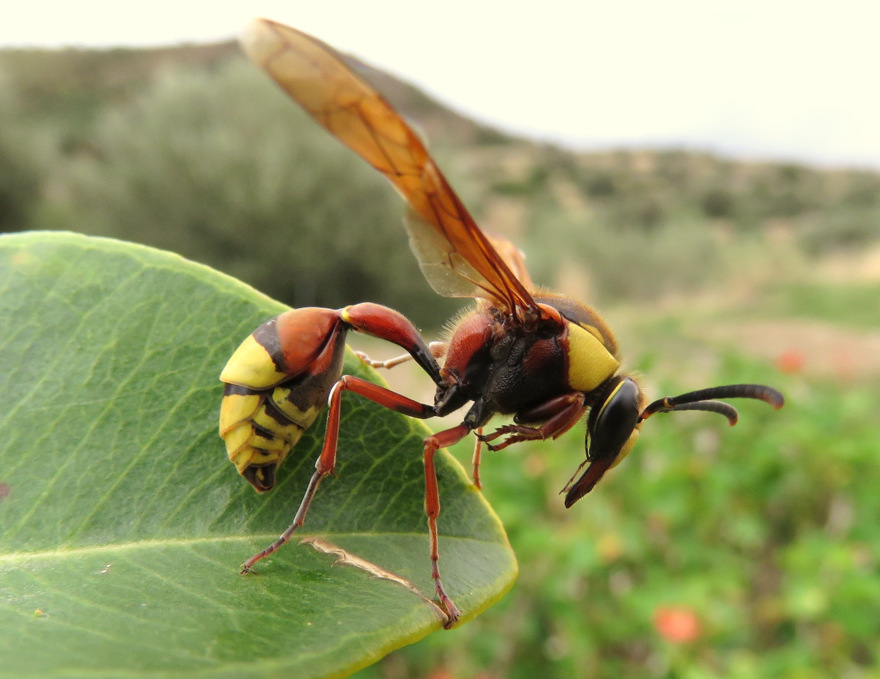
775, 348, 805, 374
653, 605, 701, 643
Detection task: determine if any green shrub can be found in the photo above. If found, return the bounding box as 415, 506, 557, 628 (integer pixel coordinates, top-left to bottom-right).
356, 360, 880, 678
0, 71, 44, 232
42, 59, 453, 327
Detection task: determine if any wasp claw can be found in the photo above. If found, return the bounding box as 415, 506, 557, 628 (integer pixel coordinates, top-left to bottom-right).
440, 599, 461, 629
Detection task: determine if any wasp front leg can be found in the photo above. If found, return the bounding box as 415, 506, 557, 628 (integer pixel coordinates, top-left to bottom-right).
470, 428, 484, 490
355, 341, 447, 370
481, 393, 587, 452
422, 422, 472, 627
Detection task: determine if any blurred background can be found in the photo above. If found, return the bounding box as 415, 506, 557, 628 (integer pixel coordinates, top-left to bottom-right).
2, 2, 878, 677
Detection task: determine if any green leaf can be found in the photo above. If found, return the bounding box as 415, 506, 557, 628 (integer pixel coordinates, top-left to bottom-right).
0, 232, 517, 678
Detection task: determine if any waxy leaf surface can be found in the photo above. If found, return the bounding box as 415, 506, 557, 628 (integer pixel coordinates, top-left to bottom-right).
0, 232, 516, 678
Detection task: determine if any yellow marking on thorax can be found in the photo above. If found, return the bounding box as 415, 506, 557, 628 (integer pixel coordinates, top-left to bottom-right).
566, 323, 620, 393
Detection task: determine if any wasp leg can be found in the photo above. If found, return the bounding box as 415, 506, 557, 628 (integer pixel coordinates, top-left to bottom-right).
342, 303, 443, 384
423, 421, 472, 627
354, 350, 415, 370
355, 341, 448, 370
471, 428, 484, 490
429, 341, 448, 360
320, 376, 466, 625
241, 374, 469, 627
481, 393, 587, 452
240, 376, 435, 572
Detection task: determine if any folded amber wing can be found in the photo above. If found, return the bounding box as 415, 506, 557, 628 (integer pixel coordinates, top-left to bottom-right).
241, 18, 538, 316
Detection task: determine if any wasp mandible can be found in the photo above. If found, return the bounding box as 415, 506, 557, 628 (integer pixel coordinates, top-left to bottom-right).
219, 18, 784, 627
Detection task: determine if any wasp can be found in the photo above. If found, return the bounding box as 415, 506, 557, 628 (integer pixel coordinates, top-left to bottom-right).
219, 18, 784, 627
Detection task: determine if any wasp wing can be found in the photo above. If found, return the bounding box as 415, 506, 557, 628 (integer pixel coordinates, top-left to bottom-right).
241, 18, 538, 315
404, 210, 535, 299
485, 232, 534, 292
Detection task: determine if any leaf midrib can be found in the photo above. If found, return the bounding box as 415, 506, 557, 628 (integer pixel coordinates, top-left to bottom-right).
0, 531, 503, 562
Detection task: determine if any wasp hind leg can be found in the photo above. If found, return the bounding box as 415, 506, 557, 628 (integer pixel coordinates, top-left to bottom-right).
240, 375, 466, 627
422, 421, 471, 627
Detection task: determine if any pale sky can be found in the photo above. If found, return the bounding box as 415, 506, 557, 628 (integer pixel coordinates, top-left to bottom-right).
4, 0, 880, 169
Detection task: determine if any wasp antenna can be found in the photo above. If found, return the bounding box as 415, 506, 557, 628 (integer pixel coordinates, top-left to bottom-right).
670, 400, 740, 425
657, 384, 783, 409
639, 397, 738, 424
640, 384, 783, 422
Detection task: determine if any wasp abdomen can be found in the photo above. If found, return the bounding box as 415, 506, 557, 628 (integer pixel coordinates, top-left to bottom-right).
219, 308, 348, 492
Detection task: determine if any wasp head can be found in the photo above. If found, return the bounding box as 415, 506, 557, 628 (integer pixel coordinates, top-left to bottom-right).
563, 376, 644, 507
562, 378, 784, 507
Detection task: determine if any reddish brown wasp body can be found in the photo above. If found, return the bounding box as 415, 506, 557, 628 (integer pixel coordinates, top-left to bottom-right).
220, 18, 784, 627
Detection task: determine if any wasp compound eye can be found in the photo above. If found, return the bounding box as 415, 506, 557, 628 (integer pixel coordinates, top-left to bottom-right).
562, 378, 644, 508
590, 377, 642, 459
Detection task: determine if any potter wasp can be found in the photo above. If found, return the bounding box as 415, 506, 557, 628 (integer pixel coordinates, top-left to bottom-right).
219, 18, 784, 627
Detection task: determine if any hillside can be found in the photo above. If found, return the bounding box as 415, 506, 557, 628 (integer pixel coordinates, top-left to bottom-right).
1, 39, 879, 316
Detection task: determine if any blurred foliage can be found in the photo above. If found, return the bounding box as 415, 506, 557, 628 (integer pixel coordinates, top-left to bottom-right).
0, 73, 43, 232
54, 60, 450, 322
0, 49, 457, 328
0, 41, 239, 132
354, 355, 879, 679
514, 149, 880, 304
757, 282, 880, 330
